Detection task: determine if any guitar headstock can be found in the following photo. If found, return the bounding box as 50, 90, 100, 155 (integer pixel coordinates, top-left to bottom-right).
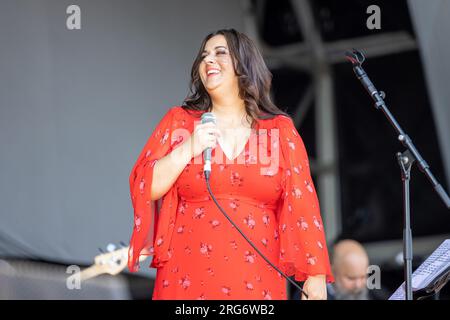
94, 242, 129, 275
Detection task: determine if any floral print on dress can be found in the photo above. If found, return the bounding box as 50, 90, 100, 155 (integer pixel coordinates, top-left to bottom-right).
193, 207, 206, 219
209, 219, 221, 229
243, 213, 256, 229
179, 275, 191, 290
199, 243, 213, 257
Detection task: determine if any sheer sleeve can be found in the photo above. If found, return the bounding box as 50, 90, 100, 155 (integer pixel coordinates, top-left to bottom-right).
127, 106, 180, 272
276, 115, 334, 283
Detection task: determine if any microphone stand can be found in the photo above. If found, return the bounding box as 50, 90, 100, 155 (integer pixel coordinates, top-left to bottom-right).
345, 49, 450, 300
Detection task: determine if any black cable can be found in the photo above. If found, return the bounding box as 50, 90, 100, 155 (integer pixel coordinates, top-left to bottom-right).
205, 174, 309, 299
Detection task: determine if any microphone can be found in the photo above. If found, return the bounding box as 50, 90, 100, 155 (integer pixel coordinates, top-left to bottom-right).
345, 49, 385, 107
201, 112, 216, 180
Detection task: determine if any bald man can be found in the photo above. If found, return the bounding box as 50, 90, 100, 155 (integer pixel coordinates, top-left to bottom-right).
328, 239, 370, 300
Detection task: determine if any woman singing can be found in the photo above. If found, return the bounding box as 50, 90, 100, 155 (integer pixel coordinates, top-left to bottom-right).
127, 29, 334, 300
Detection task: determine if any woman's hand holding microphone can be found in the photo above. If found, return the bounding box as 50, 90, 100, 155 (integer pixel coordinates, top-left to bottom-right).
187, 121, 221, 159
151, 121, 221, 200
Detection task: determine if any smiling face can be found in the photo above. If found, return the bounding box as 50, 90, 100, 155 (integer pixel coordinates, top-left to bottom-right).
198, 35, 240, 96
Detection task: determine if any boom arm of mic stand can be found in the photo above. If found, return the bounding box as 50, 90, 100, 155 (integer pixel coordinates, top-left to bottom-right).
346, 50, 450, 210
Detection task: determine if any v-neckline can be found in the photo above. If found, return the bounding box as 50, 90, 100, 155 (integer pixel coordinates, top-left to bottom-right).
217, 128, 253, 162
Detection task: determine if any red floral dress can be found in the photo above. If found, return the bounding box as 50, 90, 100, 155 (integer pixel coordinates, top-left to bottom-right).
128, 106, 334, 300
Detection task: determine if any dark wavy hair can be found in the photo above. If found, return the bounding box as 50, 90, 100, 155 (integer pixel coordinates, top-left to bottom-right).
182, 29, 290, 128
